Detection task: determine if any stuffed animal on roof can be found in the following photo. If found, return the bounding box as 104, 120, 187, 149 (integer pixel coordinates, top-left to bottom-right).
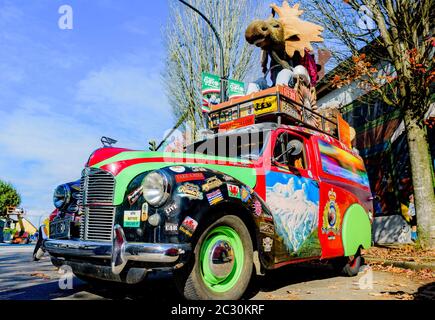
245, 1, 324, 82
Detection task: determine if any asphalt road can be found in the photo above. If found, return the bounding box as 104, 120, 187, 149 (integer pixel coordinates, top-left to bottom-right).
0, 245, 433, 300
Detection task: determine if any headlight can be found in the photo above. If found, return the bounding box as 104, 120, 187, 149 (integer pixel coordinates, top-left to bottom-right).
53, 184, 71, 209
141, 171, 170, 207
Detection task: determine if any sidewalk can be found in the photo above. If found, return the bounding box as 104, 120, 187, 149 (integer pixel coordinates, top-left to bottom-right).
364, 244, 435, 271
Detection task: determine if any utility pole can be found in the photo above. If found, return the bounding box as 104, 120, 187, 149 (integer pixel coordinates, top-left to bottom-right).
150, 1, 225, 151
178, 0, 227, 103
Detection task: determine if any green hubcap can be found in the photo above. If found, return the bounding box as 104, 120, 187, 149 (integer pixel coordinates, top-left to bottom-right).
199, 226, 244, 293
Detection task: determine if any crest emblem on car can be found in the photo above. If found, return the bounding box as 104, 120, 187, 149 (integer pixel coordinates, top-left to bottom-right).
322, 189, 341, 236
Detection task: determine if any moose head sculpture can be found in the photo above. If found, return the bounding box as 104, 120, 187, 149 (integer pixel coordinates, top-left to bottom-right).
245, 1, 324, 75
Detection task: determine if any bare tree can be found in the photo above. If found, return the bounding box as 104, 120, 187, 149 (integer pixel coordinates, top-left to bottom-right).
163, 0, 265, 136
300, 0, 434, 248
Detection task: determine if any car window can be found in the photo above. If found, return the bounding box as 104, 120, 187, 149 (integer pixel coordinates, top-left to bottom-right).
273, 132, 306, 170
318, 139, 369, 186
188, 130, 270, 160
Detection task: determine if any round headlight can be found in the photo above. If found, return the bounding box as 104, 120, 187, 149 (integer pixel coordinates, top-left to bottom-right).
141, 171, 169, 207
53, 184, 71, 209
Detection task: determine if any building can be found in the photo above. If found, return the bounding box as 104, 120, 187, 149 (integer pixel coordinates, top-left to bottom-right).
316, 68, 435, 217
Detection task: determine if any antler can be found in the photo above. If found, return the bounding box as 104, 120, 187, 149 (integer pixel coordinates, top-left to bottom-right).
270, 1, 324, 58
270, 1, 303, 18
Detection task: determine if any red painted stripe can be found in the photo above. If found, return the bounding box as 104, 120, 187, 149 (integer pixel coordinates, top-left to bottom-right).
87, 147, 132, 167
100, 157, 254, 176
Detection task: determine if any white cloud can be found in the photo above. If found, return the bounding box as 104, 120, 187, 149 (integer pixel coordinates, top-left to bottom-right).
0, 61, 174, 217
77, 66, 162, 107
0, 99, 101, 216
74, 62, 173, 143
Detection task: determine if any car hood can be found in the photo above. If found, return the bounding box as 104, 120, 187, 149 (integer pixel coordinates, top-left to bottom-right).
86, 148, 257, 205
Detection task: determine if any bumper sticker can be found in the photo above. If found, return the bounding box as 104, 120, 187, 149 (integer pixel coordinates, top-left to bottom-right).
164, 202, 178, 215
206, 189, 224, 206
175, 173, 205, 183
127, 186, 143, 205
227, 184, 240, 198
240, 186, 251, 202
165, 222, 178, 233
192, 167, 207, 172
179, 216, 198, 237
169, 166, 185, 173
177, 183, 203, 200
141, 203, 148, 221
259, 222, 274, 235
253, 200, 262, 216
202, 176, 223, 192
262, 237, 273, 252
124, 210, 141, 228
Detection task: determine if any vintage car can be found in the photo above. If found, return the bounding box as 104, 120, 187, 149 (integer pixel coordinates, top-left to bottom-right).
41, 88, 373, 300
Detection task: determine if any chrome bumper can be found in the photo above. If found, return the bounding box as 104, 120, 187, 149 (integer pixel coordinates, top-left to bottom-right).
43, 224, 190, 275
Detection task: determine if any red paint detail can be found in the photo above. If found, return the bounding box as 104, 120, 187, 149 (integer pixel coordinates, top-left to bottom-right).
87, 147, 132, 167
49, 209, 59, 222
175, 173, 205, 183
218, 115, 255, 132
100, 157, 254, 176
165, 248, 180, 256
318, 182, 359, 259
273, 256, 320, 269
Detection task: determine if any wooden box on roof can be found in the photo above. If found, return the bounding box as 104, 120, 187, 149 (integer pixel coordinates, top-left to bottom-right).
209, 85, 340, 139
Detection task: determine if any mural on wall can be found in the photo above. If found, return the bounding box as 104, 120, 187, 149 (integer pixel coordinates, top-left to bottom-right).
266, 171, 321, 257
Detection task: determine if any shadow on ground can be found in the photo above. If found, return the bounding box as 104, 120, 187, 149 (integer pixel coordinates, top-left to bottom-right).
0, 261, 344, 300
413, 282, 435, 300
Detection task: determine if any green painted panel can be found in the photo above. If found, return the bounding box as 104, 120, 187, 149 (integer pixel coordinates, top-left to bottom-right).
102, 162, 257, 205
93, 151, 251, 168
342, 203, 371, 256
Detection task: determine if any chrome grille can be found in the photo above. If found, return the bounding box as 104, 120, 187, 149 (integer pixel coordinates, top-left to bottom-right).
79, 168, 115, 242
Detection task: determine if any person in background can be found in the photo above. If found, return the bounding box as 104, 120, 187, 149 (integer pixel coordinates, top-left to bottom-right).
407, 194, 418, 241
373, 194, 382, 216
0, 218, 5, 243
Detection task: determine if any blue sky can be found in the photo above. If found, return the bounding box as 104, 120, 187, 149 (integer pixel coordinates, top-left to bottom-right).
0, 0, 174, 225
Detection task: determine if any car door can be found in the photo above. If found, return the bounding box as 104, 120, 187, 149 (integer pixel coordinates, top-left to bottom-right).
265, 129, 322, 259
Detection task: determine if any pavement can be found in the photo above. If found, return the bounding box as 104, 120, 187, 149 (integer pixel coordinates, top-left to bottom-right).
0, 245, 433, 300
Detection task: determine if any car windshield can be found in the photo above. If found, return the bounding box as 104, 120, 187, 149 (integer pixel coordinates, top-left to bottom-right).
186, 129, 271, 160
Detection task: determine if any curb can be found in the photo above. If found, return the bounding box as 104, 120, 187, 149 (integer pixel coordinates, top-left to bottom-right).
365, 257, 435, 271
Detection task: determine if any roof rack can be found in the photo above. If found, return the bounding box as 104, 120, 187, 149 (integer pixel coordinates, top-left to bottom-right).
209, 85, 340, 139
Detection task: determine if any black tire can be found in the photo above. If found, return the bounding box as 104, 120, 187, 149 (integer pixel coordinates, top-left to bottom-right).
342, 255, 363, 276
50, 257, 64, 268
332, 248, 364, 277
174, 215, 253, 300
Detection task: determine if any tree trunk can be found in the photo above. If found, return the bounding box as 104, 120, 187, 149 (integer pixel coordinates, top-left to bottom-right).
404, 109, 435, 249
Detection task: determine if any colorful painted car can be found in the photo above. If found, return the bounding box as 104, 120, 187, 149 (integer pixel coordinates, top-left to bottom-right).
42, 122, 372, 300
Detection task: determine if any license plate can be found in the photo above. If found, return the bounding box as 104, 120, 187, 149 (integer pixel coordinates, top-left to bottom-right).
49, 217, 71, 239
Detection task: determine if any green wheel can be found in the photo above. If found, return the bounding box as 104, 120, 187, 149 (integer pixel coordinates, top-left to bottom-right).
175, 215, 253, 300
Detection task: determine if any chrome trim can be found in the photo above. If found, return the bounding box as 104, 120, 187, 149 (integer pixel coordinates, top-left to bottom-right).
142, 170, 171, 207
40, 224, 48, 240
43, 237, 191, 272
208, 239, 235, 279
79, 168, 115, 242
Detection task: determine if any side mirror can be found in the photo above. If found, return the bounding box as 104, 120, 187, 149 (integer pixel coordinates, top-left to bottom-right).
287, 139, 303, 156
272, 139, 303, 164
